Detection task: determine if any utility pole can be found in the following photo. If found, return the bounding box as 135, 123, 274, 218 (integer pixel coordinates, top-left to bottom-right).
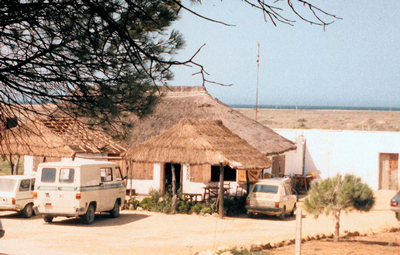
255, 41, 260, 121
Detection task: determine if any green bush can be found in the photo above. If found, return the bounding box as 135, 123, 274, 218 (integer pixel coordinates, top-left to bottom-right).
223, 196, 247, 216
124, 197, 140, 210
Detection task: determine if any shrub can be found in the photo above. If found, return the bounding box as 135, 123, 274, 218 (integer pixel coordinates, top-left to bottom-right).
223, 196, 247, 216
124, 197, 140, 210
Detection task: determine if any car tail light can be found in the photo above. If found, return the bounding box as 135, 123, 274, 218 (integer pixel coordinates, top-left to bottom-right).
246, 198, 250, 206
390, 201, 398, 207
32, 192, 37, 198
275, 202, 280, 208
76, 193, 81, 199
12, 198, 16, 205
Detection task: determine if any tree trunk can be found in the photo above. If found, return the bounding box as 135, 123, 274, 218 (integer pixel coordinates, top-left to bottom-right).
14, 155, 20, 175
219, 164, 224, 218
8, 155, 14, 175
246, 170, 250, 196
171, 165, 177, 214
334, 209, 341, 242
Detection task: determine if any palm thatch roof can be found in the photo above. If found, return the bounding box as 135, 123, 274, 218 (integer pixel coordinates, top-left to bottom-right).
123, 86, 295, 155
0, 114, 125, 158
124, 119, 271, 169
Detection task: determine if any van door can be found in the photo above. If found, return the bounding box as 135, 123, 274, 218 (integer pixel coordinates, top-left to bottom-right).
16, 179, 33, 209
100, 167, 115, 210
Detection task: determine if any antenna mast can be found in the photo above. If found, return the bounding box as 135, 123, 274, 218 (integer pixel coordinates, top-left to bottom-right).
255, 41, 260, 121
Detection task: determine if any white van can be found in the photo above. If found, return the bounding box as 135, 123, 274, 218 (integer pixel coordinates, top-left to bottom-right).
0, 175, 35, 218
33, 161, 126, 224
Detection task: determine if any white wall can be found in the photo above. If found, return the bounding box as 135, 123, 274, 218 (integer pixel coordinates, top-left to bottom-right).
275, 129, 400, 190
127, 163, 162, 194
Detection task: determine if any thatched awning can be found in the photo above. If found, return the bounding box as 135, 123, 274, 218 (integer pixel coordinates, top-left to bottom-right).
124, 119, 271, 170
0, 113, 126, 157
122, 86, 296, 156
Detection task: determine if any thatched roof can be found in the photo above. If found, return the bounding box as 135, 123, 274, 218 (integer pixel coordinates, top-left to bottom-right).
124, 119, 271, 169
0, 115, 125, 158
123, 86, 296, 155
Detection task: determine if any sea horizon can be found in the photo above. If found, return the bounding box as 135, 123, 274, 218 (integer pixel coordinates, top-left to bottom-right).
229, 104, 400, 112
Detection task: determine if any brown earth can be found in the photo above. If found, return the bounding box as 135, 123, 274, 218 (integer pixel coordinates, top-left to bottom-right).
236, 108, 400, 131
266, 230, 400, 255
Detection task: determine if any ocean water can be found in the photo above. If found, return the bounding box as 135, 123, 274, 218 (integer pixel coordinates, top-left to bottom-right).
229, 104, 400, 112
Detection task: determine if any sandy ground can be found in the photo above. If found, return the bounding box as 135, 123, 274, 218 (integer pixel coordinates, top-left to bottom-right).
236, 108, 400, 131
0, 191, 399, 255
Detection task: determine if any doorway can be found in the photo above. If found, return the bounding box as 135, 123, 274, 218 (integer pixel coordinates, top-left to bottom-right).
164, 163, 181, 194
379, 153, 399, 190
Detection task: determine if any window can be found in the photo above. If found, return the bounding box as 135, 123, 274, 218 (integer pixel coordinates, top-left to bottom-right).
59, 168, 75, 183
41, 168, 56, 183
211, 165, 237, 182
19, 179, 30, 191
0, 179, 16, 192
100, 167, 113, 182
253, 184, 279, 194
116, 166, 123, 180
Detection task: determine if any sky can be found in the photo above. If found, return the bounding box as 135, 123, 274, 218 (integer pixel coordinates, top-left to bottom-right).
169, 0, 400, 108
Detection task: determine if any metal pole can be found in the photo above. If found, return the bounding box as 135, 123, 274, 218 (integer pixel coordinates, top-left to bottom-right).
255, 41, 260, 121
295, 207, 303, 255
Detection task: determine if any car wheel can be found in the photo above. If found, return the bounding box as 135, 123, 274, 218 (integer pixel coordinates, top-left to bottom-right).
278, 207, 286, 220
83, 204, 95, 225
43, 215, 53, 223
290, 204, 296, 217
21, 203, 34, 218
396, 212, 400, 221
109, 201, 120, 218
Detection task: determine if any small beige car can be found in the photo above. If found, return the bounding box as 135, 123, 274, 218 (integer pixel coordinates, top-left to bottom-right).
246, 178, 297, 220
0, 175, 35, 218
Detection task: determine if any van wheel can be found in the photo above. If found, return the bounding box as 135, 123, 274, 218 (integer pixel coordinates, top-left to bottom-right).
290, 204, 296, 217
279, 207, 286, 220
22, 203, 34, 218
43, 216, 53, 223
109, 201, 120, 218
83, 204, 95, 225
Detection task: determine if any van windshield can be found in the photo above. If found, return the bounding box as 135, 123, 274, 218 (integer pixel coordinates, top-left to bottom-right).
253, 184, 279, 194
0, 179, 16, 192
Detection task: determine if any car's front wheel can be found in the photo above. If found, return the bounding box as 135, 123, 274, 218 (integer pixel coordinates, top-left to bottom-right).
21, 203, 34, 218
43, 215, 53, 223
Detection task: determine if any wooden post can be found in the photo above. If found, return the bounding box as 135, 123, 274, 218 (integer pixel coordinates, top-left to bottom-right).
172, 164, 177, 214
219, 164, 224, 218
295, 207, 302, 255
246, 170, 250, 195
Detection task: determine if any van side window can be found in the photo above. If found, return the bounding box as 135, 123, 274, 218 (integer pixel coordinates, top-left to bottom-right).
100, 167, 113, 182
42, 168, 56, 183
19, 179, 30, 191
116, 166, 123, 180
60, 168, 75, 183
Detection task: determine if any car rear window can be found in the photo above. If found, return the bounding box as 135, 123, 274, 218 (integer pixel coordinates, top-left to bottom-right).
253, 184, 279, 194
41, 168, 56, 183
59, 168, 75, 183
0, 179, 16, 192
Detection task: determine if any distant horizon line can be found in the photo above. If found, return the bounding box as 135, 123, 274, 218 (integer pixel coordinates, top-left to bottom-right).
228, 104, 400, 112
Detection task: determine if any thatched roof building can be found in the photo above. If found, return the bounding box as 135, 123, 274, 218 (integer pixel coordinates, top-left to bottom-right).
0, 116, 125, 158
124, 119, 271, 169
123, 86, 295, 155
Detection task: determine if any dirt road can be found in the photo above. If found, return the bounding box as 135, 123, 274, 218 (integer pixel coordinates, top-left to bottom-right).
1, 193, 399, 255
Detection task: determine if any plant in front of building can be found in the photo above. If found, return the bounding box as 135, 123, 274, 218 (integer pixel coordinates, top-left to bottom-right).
303, 174, 375, 242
